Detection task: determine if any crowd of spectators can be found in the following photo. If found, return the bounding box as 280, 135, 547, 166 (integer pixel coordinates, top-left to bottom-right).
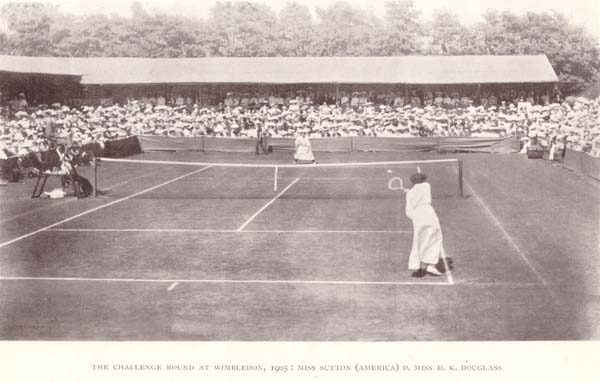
1, 93, 599, 162
219, 89, 556, 109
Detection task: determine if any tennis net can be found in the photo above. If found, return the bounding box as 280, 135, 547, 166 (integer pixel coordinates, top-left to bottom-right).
91, 156, 463, 200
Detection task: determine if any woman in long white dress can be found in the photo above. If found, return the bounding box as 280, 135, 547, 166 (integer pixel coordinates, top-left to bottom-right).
548, 136, 558, 166
404, 173, 445, 277
294, 130, 316, 164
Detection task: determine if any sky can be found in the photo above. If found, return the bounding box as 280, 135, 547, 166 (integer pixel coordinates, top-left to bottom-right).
1, 0, 599, 40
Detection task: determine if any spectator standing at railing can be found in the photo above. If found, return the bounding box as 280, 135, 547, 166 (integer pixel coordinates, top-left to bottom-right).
255, 123, 268, 155
590, 136, 600, 157
548, 136, 559, 166
410, 91, 421, 107
9, 93, 28, 112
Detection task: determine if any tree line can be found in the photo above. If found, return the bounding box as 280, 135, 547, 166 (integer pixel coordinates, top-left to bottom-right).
0, 1, 598, 95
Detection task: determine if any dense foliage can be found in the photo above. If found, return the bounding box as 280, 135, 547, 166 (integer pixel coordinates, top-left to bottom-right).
0, 1, 598, 95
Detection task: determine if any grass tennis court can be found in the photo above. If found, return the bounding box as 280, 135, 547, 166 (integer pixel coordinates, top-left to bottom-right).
0, 151, 598, 340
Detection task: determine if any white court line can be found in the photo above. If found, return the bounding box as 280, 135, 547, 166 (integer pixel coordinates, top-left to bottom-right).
451, 280, 544, 288
187, 177, 391, 181
463, 179, 549, 287
0, 199, 76, 225
167, 282, 179, 291
0, 170, 162, 225
47, 228, 411, 234
0, 166, 213, 249
0, 275, 450, 286
441, 250, 454, 284
0, 275, 547, 288
236, 178, 300, 232
102, 171, 162, 191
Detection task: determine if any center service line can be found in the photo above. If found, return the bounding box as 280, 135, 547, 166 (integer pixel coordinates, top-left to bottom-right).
167, 282, 179, 291
236, 178, 300, 232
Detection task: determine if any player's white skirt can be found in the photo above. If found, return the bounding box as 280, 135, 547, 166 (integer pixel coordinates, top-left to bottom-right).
295, 145, 315, 161
407, 203, 443, 270
408, 225, 444, 270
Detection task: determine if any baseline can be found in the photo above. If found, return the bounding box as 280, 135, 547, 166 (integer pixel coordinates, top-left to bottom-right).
46, 228, 411, 234
0, 275, 544, 288
0, 275, 451, 286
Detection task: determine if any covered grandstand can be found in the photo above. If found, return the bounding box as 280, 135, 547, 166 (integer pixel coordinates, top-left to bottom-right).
0, 55, 558, 106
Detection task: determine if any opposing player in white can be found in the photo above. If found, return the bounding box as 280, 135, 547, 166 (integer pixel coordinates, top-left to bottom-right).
294, 130, 316, 164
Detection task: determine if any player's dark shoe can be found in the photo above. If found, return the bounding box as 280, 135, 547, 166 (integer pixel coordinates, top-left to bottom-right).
436, 258, 454, 273
411, 269, 426, 278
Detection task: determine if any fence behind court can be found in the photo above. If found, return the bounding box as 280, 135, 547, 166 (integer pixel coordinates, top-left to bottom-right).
137, 135, 519, 154
563, 149, 600, 181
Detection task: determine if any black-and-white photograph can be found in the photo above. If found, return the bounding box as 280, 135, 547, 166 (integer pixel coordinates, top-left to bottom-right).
0, 0, 598, 380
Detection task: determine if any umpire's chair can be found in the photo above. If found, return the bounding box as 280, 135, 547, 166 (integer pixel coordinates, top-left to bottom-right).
31, 145, 92, 199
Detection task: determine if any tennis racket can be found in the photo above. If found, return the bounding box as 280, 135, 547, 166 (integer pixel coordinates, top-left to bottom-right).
387, 177, 408, 192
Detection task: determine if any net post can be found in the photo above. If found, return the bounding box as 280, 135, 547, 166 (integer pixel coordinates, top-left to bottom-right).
458, 159, 464, 198
274, 166, 278, 191
93, 157, 98, 198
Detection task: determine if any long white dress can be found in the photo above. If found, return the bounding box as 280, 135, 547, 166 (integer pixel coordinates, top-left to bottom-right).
405, 182, 444, 270
549, 142, 557, 161
294, 135, 315, 161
